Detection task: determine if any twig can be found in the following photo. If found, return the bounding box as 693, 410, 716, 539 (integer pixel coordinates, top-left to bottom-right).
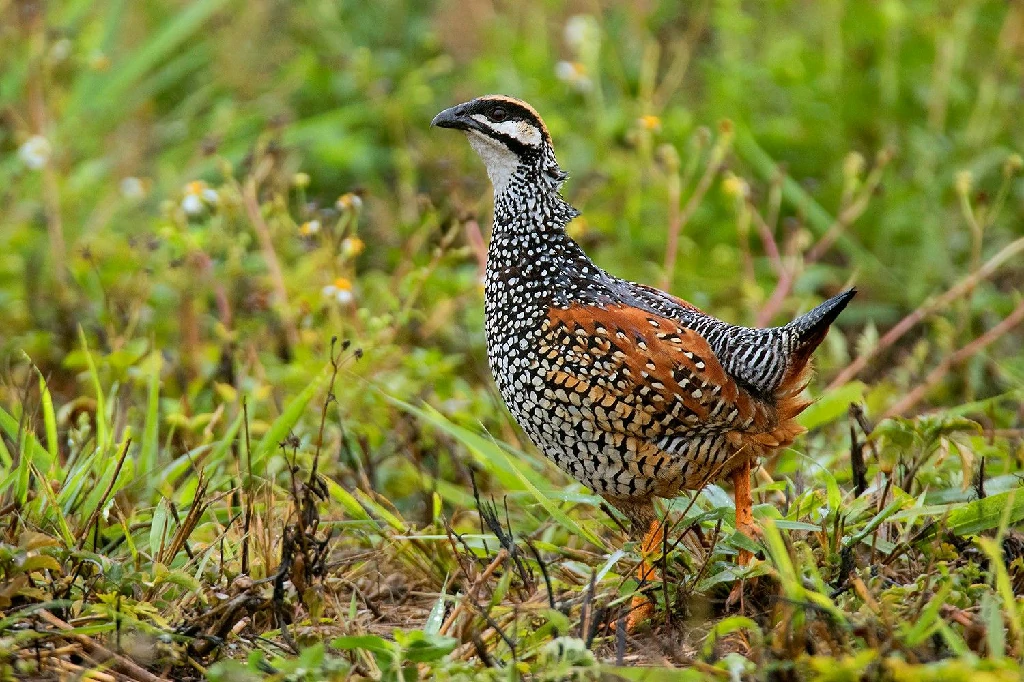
660, 124, 732, 290
829, 235, 1024, 390
243, 176, 299, 349
76, 439, 132, 550
464, 219, 488, 276
849, 404, 868, 496
883, 296, 1024, 419
439, 549, 508, 637
36, 610, 170, 682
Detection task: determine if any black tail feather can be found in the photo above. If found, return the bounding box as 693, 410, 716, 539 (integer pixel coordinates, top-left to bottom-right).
789, 288, 857, 352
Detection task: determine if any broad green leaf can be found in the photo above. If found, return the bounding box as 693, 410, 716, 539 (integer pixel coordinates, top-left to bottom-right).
946, 489, 1024, 537
799, 382, 865, 431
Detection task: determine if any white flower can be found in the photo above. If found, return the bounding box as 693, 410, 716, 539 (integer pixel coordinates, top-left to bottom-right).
299, 220, 321, 236
181, 193, 204, 215
336, 193, 362, 211
564, 15, 595, 51
19, 135, 52, 170
555, 61, 592, 92
181, 180, 218, 216
49, 38, 72, 63
322, 277, 354, 305
120, 177, 145, 199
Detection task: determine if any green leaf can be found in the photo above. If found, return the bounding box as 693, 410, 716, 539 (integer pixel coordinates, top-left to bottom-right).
396, 630, 458, 663
29, 358, 59, 470
331, 634, 396, 658
30, 464, 75, 547
251, 365, 329, 472
977, 536, 1024, 654
703, 615, 762, 657
22, 554, 64, 574
798, 382, 865, 431
424, 578, 449, 635
903, 580, 953, 646
78, 327, 109, 453
946, 489, 1024, 537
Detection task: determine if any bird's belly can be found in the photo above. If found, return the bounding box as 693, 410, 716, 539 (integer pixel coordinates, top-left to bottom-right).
485, 335, 737, 499
486, 323, 721, 498
484, 286, 741, 500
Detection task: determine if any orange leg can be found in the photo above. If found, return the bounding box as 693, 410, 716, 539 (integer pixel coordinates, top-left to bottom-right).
626, 518, 663, 630
733, 458, 757, 566
728, 458, 758, 609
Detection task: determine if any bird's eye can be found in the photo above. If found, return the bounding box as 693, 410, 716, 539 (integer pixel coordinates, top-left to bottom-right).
490, 107, 508, 122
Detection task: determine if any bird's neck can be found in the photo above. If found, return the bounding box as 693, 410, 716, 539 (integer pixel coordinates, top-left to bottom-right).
487, 166, 581, 267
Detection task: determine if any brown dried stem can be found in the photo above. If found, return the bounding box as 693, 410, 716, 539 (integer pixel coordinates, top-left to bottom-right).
882, 296, 1024, 419
660, 126, 732, 291
36, 610, 170, 682
828, 235, 1024, 390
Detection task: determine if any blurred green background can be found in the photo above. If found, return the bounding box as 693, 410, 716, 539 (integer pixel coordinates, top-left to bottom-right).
2, 1, 1024, 676
3, 0, 1024, 546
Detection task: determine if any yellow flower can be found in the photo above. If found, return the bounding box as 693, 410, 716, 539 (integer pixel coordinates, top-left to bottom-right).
638, 115, 662, 132
299, 220, 321, 236
954, 170, 973, 196
341, 236, 365, 257
336, 193, 363, 211
721, 172, 748, 199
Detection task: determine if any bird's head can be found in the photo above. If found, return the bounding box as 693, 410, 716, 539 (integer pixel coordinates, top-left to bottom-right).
432, 95, 565, 196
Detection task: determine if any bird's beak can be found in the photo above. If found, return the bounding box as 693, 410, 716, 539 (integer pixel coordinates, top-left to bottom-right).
431, 104, 469, 131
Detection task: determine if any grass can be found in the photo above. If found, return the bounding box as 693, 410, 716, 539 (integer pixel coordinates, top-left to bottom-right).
1, 0, 1023, 679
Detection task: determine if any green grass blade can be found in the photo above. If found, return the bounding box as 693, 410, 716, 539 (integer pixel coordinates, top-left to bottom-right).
252, 365, 330, 472
945, 488, 1024, 537
78, 327, 109, 453
31, 363, 59, 468
388, 396, 609, 551
80, 0, 232, 115
30, 463, 75, 547
140, 351, 162, 475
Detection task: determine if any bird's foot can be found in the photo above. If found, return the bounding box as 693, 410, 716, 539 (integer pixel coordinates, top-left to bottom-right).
626, 593, 655, 631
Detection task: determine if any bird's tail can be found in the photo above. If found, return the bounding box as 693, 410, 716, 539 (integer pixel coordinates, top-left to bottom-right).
775, 288, 857, 402
789, 288, 857, 352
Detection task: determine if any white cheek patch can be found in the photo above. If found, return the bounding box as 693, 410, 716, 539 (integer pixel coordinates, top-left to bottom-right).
466, 130, 520, 195
470, 115, 543, 148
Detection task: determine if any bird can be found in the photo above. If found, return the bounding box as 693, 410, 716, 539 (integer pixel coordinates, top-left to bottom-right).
432, 95, 855, 626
